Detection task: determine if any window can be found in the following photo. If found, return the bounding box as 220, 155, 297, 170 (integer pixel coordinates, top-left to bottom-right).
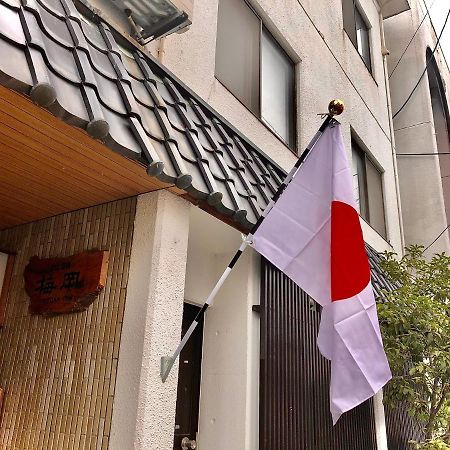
215, 0, 295, 148
342, 0, 372, 72
352, 141, 386, 237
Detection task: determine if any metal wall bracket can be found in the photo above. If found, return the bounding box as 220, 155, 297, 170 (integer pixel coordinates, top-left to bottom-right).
160, 356, 175, 383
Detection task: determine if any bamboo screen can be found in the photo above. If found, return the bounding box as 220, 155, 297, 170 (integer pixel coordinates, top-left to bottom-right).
0, 198, 136, 449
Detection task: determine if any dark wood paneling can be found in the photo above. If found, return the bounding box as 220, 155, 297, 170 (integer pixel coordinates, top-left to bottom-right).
260, 259, 377, 450
386, 402, 424, 450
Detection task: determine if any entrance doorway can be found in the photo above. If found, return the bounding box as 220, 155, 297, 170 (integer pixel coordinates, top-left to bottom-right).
173, 303, 204, 449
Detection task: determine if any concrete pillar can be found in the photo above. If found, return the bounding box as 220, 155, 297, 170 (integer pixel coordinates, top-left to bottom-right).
196, 249, 260, 450
374, 390, 388, 450
109, 191, 190, 450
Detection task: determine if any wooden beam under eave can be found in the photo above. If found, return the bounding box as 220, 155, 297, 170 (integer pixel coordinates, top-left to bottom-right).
0, 86, 174, 230
0, 86, 246, 236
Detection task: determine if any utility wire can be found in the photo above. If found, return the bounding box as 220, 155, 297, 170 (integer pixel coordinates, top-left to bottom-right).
421, 0, 450, 74
389, 0, 436, 79
424, 223, 450, 251
294, 0, 391, 143
397, 152, 450, 155
392, 7, 450, 120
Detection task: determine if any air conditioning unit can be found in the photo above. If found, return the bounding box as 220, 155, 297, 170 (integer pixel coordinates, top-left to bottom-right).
113, 0, 193, 42
77, 0, 193, 43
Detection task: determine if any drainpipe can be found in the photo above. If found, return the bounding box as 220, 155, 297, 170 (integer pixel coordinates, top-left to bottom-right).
373, 9, 406, 450
379, 11, 406, 254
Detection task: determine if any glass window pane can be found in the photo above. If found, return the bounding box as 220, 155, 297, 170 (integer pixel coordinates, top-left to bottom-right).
261, 29, 295, 148
215, 0, 260, 114
355, 7, 371, 71
342, 0, 357, 47
352, 143, 368, 220
366, 159, 386, 237
352, 149, 361, 214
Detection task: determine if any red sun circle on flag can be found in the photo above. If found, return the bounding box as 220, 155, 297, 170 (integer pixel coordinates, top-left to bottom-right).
331, 201, 371, 301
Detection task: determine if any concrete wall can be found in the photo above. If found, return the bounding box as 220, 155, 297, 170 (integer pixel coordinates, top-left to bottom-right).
184, 207, 260, 449
0, 198, 136, 449
151, 0, 403, 255
77, 1, 412, 447
144, 1, 403, 447
110, 191, 190, 450
385, 0, 450, 254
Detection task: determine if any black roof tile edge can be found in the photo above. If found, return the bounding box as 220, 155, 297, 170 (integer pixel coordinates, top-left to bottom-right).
366, 244, 397, 301
94, 20, 287, 176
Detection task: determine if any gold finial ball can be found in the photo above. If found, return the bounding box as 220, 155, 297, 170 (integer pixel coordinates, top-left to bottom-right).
328, 99, 345, 116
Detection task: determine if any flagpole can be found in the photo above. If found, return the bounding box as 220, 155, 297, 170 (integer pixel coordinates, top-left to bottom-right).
160, 100, 345, 382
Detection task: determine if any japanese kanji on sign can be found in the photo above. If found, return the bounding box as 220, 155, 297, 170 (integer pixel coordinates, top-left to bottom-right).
24, 251, 109, 315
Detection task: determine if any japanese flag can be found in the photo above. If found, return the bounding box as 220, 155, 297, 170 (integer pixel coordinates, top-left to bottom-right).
252, 123, 391, 423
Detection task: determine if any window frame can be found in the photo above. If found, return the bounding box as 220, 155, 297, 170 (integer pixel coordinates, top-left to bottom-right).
215, 0, 297, 151
342, 0, 373, 74
351, 139, 387, 238
352, 142, 369, 220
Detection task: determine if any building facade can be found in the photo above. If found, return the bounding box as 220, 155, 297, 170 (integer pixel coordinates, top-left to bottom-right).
1, 0, 446, 449
385, 0, 450, 255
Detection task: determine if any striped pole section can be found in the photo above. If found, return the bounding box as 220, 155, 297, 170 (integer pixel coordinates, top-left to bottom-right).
161, 115, 335, 382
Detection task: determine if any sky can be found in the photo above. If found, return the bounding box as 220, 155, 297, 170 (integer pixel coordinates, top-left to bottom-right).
424, 0, 450, 66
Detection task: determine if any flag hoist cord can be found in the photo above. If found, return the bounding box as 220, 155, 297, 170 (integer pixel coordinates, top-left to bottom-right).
160, 114, 336, 382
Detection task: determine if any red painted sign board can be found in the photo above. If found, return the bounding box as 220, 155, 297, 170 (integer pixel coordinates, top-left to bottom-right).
24, 251, 109, 315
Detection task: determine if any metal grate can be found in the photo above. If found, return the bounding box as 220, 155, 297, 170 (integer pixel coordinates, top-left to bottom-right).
259, 258, 377, 450
385, 401, 424, 449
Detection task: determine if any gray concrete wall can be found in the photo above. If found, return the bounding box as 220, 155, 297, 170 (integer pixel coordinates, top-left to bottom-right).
110, 191, 190, 450
385, 0, 450, 254
106, 1, 414, 448
152, 0, 404, 254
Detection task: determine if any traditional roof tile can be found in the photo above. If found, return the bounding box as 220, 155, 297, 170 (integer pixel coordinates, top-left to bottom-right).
0, 0, 396, 293
366, 245, 398, 299
0, 0, 285, 229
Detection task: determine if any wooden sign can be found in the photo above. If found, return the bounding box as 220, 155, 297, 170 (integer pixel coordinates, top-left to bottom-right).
24, 251, 109, 315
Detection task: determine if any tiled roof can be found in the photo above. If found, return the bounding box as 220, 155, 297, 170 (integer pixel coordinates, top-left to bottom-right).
0, 0, 395, 292
0, 0, 285, 229
367, 245, 398, 299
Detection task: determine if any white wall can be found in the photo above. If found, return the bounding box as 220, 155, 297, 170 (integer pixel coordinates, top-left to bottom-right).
110, 191, 190, 450
185, 207, 260, 450
385, 0, 450, 254
146, 1, 402, 446
107, 1, 415, 446
151, 0, 403, 255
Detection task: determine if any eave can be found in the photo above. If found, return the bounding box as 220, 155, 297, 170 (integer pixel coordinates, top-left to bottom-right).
0, 0, 284, 231
378, 0, 411, 19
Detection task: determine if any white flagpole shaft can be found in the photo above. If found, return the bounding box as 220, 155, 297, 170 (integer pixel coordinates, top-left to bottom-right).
161, 239, 250, 382
160, 115, 335, 382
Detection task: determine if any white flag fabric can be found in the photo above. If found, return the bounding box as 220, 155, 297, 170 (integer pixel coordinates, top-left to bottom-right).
252, 123, 391, 423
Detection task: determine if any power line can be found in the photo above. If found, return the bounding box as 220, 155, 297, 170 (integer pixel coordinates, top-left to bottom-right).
397, 152, 450, 155
421, 0, 450, 74
424, 223, 450, 251
294, 0, 391, 143
392, 7, 450, 120
389, 0, 437, 79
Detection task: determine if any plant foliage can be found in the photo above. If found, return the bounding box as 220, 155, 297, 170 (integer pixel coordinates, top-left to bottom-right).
378, 245, 450, 448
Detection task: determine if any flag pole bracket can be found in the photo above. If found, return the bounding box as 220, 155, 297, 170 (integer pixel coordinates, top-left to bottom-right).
161, 356, 175, 383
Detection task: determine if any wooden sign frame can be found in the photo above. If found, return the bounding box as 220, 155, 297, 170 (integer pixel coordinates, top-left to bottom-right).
24, 251, 109, 315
